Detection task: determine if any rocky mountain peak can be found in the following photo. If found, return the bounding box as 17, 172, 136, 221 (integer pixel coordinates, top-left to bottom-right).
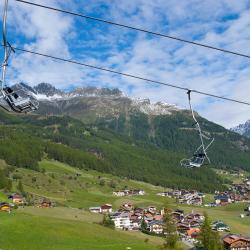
231, 120, 250, 138
34, 83, 64, 97
69, 86, 123, 97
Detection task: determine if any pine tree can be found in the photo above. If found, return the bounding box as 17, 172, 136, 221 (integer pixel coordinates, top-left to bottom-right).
102, 214, 115, 229
140, 217, 147, 232
199, 212, 223, 250
163, 211, 184, 250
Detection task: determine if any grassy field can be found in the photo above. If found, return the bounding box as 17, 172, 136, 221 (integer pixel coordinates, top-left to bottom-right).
0, 209, 163, 250
0, 191, 8, 201
12, 160, 250, 235
1, 159, 249, 249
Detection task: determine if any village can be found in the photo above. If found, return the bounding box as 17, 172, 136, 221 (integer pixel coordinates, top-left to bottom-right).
1, 177, 250, 249
88, 201, 250, 249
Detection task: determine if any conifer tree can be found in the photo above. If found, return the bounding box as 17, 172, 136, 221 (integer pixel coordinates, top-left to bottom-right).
140, 217, 148, 233
199, 212, 223, 250
163, 211, 184, 250
102, 214, 115, 229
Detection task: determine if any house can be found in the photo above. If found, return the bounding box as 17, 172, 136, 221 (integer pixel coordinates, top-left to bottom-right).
147, 206, 157, 213
244, 206, 250, 212
148, 220, 164, 234
212, 221, 230, 232
121, 202, 133, 211
245, 179, 250, 186
153, 214, 163, 221
130, 219, 141, 230
172, 190, 182, 196
157, 192, 172, 197
100, 204, 112, 213
0, 202, 11, 212
132, 189, 145, 196
89, 207, 101, 213
157, 192, 167, 197
113, 189, 145, 196
223, 234, 250, 250
189, 220, 202, 228
40, 199, 52, 208
113, 191, 125, 197
214, 195, 232, 205
185, 213, 204, 221
134, 207, 144, 215
171, 211, 184, 222
144, 212, 154, 223
89, 204, 112, 214
177, 193, 203, 206
186, 228, 200, 238
177, 222, 191, 232
10, 193, 24, 205
110, 212, 132, 230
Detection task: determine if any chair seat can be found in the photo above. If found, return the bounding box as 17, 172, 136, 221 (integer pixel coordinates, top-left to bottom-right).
1, 87, 38, 113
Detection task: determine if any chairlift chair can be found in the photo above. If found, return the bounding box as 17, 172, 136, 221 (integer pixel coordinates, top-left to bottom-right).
1, 86, 39, 113
0, 0, 39, 113
180, 90, 214, 168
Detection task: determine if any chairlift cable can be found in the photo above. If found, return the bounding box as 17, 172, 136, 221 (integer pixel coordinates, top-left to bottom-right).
15, 0, 250, 59
5, 45, 250, 107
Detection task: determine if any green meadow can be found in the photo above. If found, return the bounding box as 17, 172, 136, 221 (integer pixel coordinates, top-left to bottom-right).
0, 210, 163, 250
0, 159, 249, 249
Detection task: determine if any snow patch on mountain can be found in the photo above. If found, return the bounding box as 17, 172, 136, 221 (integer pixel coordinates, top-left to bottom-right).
131, 98, 179, 115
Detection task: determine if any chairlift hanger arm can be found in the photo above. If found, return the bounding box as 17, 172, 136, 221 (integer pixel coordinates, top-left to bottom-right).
180, 90, 214, 168
1, 0, 9, 90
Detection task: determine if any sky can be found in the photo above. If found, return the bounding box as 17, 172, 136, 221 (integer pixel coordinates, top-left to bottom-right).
0, 0, 250, 128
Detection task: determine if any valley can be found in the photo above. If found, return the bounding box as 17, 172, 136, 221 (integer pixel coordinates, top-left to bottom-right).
0, 159, 249, 250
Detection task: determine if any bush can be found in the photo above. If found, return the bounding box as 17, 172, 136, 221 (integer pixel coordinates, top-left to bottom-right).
102, 214, 115, 229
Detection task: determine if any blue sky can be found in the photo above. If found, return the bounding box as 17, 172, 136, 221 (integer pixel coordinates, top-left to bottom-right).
1, 0, 250, 127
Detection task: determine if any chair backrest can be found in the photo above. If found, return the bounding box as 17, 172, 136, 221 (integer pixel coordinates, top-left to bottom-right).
3, 87, 38, 113
190, 155, 205, 167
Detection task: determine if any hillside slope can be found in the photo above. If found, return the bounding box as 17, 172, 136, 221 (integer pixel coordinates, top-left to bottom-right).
0, 111, 226, 192
1, 159, 249, 238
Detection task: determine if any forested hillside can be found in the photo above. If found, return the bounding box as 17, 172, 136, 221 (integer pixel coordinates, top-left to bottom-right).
96, 111, 250, 171
31, 84, 250, 172
0, 110, 229, 192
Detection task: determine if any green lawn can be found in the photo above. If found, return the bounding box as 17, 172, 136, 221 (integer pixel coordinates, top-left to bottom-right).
2, 159, 249, 250
0, 191, 8, 201
14, 160, 166, 209
10, 160, 250, 236
0, 208, 163, 250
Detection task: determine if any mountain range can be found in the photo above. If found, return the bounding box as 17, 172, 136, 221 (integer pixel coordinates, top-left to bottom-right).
29, 82, 180, 119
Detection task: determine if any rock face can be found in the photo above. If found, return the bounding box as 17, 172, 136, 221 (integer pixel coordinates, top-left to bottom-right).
231, 120, 250, 138
13, 83, 180, 119
34, 83, 64, 97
